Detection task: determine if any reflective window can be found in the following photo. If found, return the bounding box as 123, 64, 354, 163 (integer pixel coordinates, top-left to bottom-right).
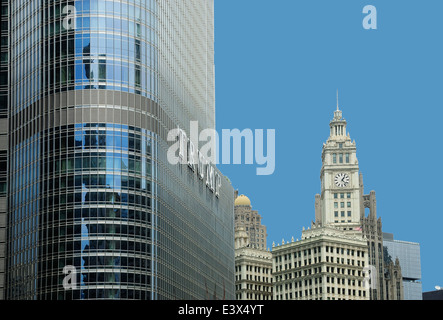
32, 124, 156, 299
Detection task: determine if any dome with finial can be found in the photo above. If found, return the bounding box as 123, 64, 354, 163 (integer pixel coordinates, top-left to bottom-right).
234, 194, 251, 206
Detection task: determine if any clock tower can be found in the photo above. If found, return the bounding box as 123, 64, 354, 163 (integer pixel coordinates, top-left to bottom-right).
315, 100, 361, 231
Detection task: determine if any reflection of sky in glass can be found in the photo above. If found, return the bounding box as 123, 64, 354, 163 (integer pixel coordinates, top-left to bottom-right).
71, 2, 156, 93
10, 135, 40, 264
45, 0, 158, 95
384, 240, 421, 280
81, 219, 88, 289
7, 0, 234, 301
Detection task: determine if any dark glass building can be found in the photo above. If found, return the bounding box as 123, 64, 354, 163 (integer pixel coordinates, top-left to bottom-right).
4, 0, 234, 300
0, 0, 8, 300
383, 233, 422, 300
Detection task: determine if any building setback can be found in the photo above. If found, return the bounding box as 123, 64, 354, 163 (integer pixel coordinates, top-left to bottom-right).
4, 0, 234, 300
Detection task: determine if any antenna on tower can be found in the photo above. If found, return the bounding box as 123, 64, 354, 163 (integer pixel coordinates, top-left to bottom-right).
336, 89, 339, 111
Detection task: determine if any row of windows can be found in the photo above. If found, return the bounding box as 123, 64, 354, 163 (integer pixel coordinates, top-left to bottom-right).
39, 223, 152, 241
73, 130, 150, 152
39, 271, 152, 290
39, 127, 155, 157
44, 0, 156, 22
275, 287, 367, 300
276, 264, 365, 281
43, 156, 153, 178
236, 274, 272, 284
41, 0, 159, 96
74, 59, 151, 85
44, 33, 155, 63
47, 37, 148, 61
42, 173, 152, 192
13, 165, 153, 203
42, 65, 156, 98
44, 0, 157, 37
274, 258, 322, 272
334, 202, 351, 208
334, 192, 351, 199
324, 256, 365, 267
275, 247, 321, 262
44, 123, 155, 137
274, 250, 365, 270
325, 246, 365, 257
12, 217, 152, 242
41, 190, 152, 209
236, 265, 271, 274
0, 150, 6, 195
237, 293, 272, 300
235, 214, 263, 223
45, 15, 156, 37
9, 239, 152, 267
275, 275, 367, 290
39, 288, 152, 300
0, 1, 7, 120
332, 153, 350, 164
41, 65, 158, 97
334, 211, 352, 217
36, 240, 152, 259
43, 207, 152, 224
38, 256, 151, 272
275, 256, 365, 273
240, 283, 272, 292
275, 276, 323, 289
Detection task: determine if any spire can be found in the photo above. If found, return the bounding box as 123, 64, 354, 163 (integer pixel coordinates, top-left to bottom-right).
330, 91, 347, 138
337, 89, 339, 111
333, 90, 343, 121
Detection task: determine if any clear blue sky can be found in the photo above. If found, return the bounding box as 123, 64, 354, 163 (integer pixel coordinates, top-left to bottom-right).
214, 0, 443, 293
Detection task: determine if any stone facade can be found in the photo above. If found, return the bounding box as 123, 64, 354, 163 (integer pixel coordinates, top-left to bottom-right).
272, 225, 369, 300
273, 104, 403, 300
234, 191, 267, 250
360, 186, 385, 300
384, 257, 404, 300
234, 227, 273, 300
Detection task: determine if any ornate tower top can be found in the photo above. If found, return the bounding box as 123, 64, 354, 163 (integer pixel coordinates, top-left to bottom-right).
319, 93, 360, 229
327, 92, 351, 143
330, 113, 347, 137
235, 226, 250, 249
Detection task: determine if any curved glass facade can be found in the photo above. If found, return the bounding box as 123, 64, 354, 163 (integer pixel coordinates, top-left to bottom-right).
7, 0, 234, 300
38, 124, 155, 299
42, 0, 157, 97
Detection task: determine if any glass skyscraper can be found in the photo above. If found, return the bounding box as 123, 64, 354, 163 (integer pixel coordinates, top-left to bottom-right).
4, 0, 234, 300
0, 0, 8, 300
383, 233, 422, 300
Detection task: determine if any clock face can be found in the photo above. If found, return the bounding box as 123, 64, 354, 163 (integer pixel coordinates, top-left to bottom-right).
335, 173, 350, 187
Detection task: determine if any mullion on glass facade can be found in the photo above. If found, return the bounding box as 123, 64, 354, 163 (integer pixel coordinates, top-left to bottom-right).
0, 0, 7, 299
6, 0, 234, 300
